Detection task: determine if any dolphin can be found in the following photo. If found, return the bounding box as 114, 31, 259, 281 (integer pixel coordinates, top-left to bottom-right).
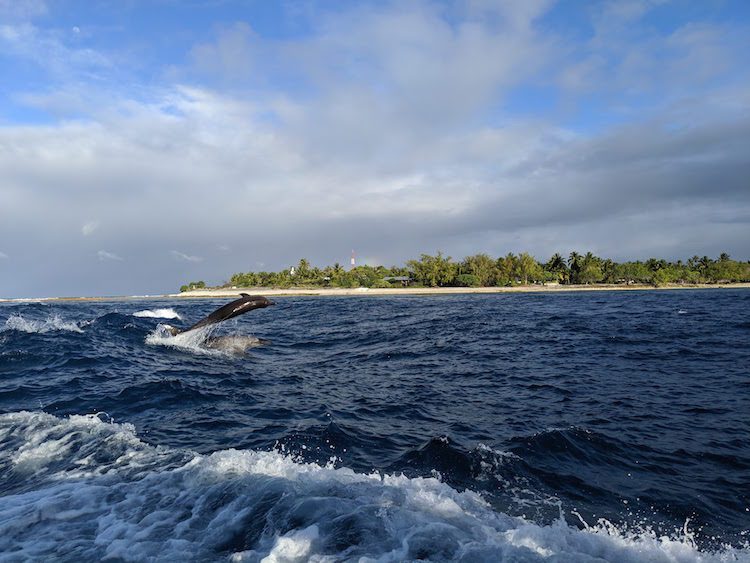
163, 294, 274, 352
182, 293, 274, 333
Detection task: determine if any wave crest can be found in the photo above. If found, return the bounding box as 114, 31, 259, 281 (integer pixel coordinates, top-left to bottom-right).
133, 308, 182, 319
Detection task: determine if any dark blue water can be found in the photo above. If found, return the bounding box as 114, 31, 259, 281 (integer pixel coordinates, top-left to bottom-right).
1, 290, 748, 561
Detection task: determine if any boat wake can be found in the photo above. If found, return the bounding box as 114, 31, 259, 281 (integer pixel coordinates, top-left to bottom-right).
0, 411, 745, 562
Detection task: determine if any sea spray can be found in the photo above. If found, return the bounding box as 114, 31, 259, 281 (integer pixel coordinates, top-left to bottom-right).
145, 324, 223, 355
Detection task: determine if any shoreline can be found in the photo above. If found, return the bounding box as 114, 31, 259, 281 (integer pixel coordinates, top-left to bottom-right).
2, 282, 749, 303
174, 282, 750, 298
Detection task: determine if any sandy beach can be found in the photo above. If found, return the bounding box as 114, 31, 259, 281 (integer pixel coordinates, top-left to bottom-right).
1, 283, 748, 303
173, 282, 750, 299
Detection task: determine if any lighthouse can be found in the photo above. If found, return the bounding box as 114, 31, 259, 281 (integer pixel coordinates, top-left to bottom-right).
350, 250, 356, 270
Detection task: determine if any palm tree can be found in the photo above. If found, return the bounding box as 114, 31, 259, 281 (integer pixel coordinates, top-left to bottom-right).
547, 253, 566, 270
568, 252, 582, 284
601, 259, 615, 283
545, 253, 568, 283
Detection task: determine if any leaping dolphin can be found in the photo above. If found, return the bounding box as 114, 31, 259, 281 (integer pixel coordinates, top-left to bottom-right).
163, 294, 274, 350
182, 293, 274, 333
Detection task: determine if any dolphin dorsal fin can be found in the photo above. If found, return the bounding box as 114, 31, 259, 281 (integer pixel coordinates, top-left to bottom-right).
240, 293, 251, 298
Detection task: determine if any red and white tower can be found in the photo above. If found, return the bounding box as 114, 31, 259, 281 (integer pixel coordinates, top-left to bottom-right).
350, 250, 356, 269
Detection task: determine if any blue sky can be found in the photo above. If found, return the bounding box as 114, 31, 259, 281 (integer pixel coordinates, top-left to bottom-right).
1, 0, 749, 297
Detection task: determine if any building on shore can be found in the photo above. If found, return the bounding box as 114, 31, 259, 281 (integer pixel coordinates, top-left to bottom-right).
383, 276, 412, 287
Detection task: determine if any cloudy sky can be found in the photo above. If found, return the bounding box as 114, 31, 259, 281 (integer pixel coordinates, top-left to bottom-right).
1, 0, 749, 297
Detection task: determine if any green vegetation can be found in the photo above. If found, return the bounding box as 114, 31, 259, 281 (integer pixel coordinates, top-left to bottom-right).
180, 252, 750, 291
179, 280, 206, 292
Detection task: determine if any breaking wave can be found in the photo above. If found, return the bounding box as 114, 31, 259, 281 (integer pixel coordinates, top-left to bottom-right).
133, 308, 182, 319
2, 314, 84, 334
0, 411, 746, 562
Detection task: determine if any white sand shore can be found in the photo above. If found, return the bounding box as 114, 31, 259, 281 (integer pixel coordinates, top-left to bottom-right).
2, 283, 748, 303
173, 282, 750, 299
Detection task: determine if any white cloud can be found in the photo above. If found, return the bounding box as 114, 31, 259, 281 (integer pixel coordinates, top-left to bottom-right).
82, 220, 99, 236
0, 76, 747, 293
171, 250, 203, 263
97, 250, 123, 261
0, 1, 748, 297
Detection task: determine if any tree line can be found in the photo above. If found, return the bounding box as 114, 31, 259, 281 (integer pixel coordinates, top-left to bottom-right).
180, 252, 750, 291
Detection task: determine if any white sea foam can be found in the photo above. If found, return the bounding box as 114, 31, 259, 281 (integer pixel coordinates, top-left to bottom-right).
133, 308, 182, 319
145, 324, 262, 355
2, 314, 84, 334
145, 324, 222, 355
0, 411, 746, 562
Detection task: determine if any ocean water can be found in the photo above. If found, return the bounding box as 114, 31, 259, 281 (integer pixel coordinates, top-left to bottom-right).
0, 290, 748, 562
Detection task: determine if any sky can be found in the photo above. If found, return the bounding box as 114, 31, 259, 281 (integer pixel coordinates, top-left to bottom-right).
1, 0, 749, 297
